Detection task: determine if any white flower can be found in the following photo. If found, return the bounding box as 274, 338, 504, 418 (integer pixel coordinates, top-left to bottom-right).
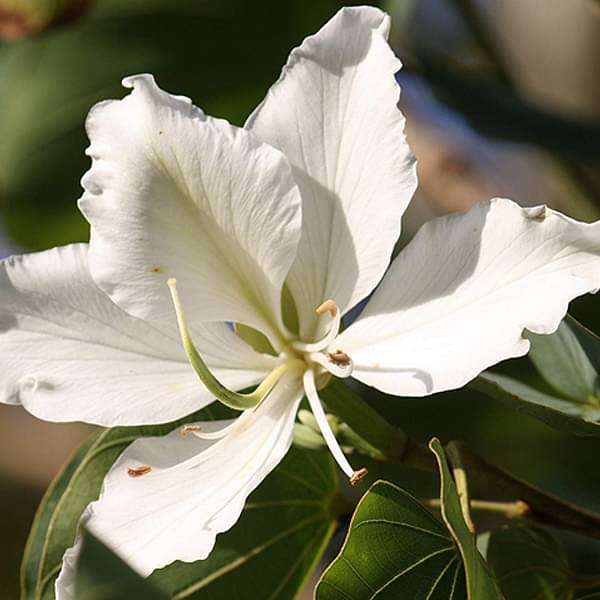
1, 6, 600, 597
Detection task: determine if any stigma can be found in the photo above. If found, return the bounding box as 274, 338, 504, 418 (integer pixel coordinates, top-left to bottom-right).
291, 299, 354, 379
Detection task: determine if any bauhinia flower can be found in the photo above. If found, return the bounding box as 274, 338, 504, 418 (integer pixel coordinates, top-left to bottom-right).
2, 5, 600, 597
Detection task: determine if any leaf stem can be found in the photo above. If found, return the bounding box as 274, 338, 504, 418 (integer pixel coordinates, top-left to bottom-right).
445, 441, 476, 533
425, 498, 530, 520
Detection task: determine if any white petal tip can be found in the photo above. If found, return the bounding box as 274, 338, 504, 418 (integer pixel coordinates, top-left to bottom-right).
121, 73, 156, 90
523, 205, 547, 222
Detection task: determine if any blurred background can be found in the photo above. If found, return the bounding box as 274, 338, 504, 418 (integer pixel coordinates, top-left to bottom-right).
1, 0, 600, 597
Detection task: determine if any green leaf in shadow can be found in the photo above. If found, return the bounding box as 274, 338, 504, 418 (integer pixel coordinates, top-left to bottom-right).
487, 527, 572, 600
487, 526, 600, 599
471, 372, 600, 437
526, 316, 600, 405
75, 530, 167, 600
470, 315, 600, 437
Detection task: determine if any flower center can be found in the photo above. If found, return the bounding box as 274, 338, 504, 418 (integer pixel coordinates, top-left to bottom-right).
289, 299, 354, 380
166, 279, 365, 486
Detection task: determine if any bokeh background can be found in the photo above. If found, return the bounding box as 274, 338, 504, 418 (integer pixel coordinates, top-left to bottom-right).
1, 0, 600, 597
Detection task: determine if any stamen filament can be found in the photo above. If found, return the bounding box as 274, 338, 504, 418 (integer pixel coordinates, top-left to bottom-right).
303, 368, 367, 485
292, 299, 341, 353
168, 278, 301, 411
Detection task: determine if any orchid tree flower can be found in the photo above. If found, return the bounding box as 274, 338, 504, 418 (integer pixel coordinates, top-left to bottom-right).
2, 5, 600, 597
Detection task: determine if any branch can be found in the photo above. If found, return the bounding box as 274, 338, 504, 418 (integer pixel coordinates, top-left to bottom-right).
322, 381, 600, 540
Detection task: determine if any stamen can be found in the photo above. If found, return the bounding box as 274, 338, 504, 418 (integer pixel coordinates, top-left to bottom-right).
180, 425, 202, 437
128, 465, 152, 477
292, 299, 341, 353
303, 368, 367, 485
308, 351, 353, 378
167, 279, 302, 411
180, 418, 240, 441
328, 350, 352, 366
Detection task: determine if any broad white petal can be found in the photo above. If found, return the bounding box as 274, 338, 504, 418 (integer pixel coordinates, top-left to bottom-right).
55, 373, 304, 598
246, 7, 417, 338
338, 199, 600, 396
0, 244, 277, 425
81, 74, 302, 346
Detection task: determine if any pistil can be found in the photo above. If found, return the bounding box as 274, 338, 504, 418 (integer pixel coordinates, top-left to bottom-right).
167, 279, 302, 411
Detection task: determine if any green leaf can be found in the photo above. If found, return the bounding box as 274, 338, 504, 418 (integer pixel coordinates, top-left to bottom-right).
75, 530, 167, 600
21, 404, 338, 599
469, 316, 600, 437
527, 316, 600, 404
429, 438, 503, 600
472, 372, 600, 437
316, 439, 502, 599
316, 480, 466, 599
486, 527, 573, 600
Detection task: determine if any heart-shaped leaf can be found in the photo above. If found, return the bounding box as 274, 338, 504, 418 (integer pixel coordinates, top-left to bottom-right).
21, 404, 338, 599
315, 438, 502, 599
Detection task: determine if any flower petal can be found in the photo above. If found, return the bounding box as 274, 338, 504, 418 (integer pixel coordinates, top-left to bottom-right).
81, 74, 302, 347
338, 199, 600, 397
0, 244, 277, 425
55, 373, 304, 598
246, 6, 417, 338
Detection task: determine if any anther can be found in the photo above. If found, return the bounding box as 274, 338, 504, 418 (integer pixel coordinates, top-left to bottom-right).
128, 465, 152, 477
350, 468, 369, 486
316, 299, 338, 318
292, 299, 342, 354
181, 425, 202, 437
328, 350, 352, 366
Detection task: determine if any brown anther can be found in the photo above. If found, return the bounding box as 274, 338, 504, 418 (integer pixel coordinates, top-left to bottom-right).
350, 468, 369, 486
127, 465, 152, 477
328, 350, 351, 366
181, 425, 202, 437
316, 299, 337, 318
